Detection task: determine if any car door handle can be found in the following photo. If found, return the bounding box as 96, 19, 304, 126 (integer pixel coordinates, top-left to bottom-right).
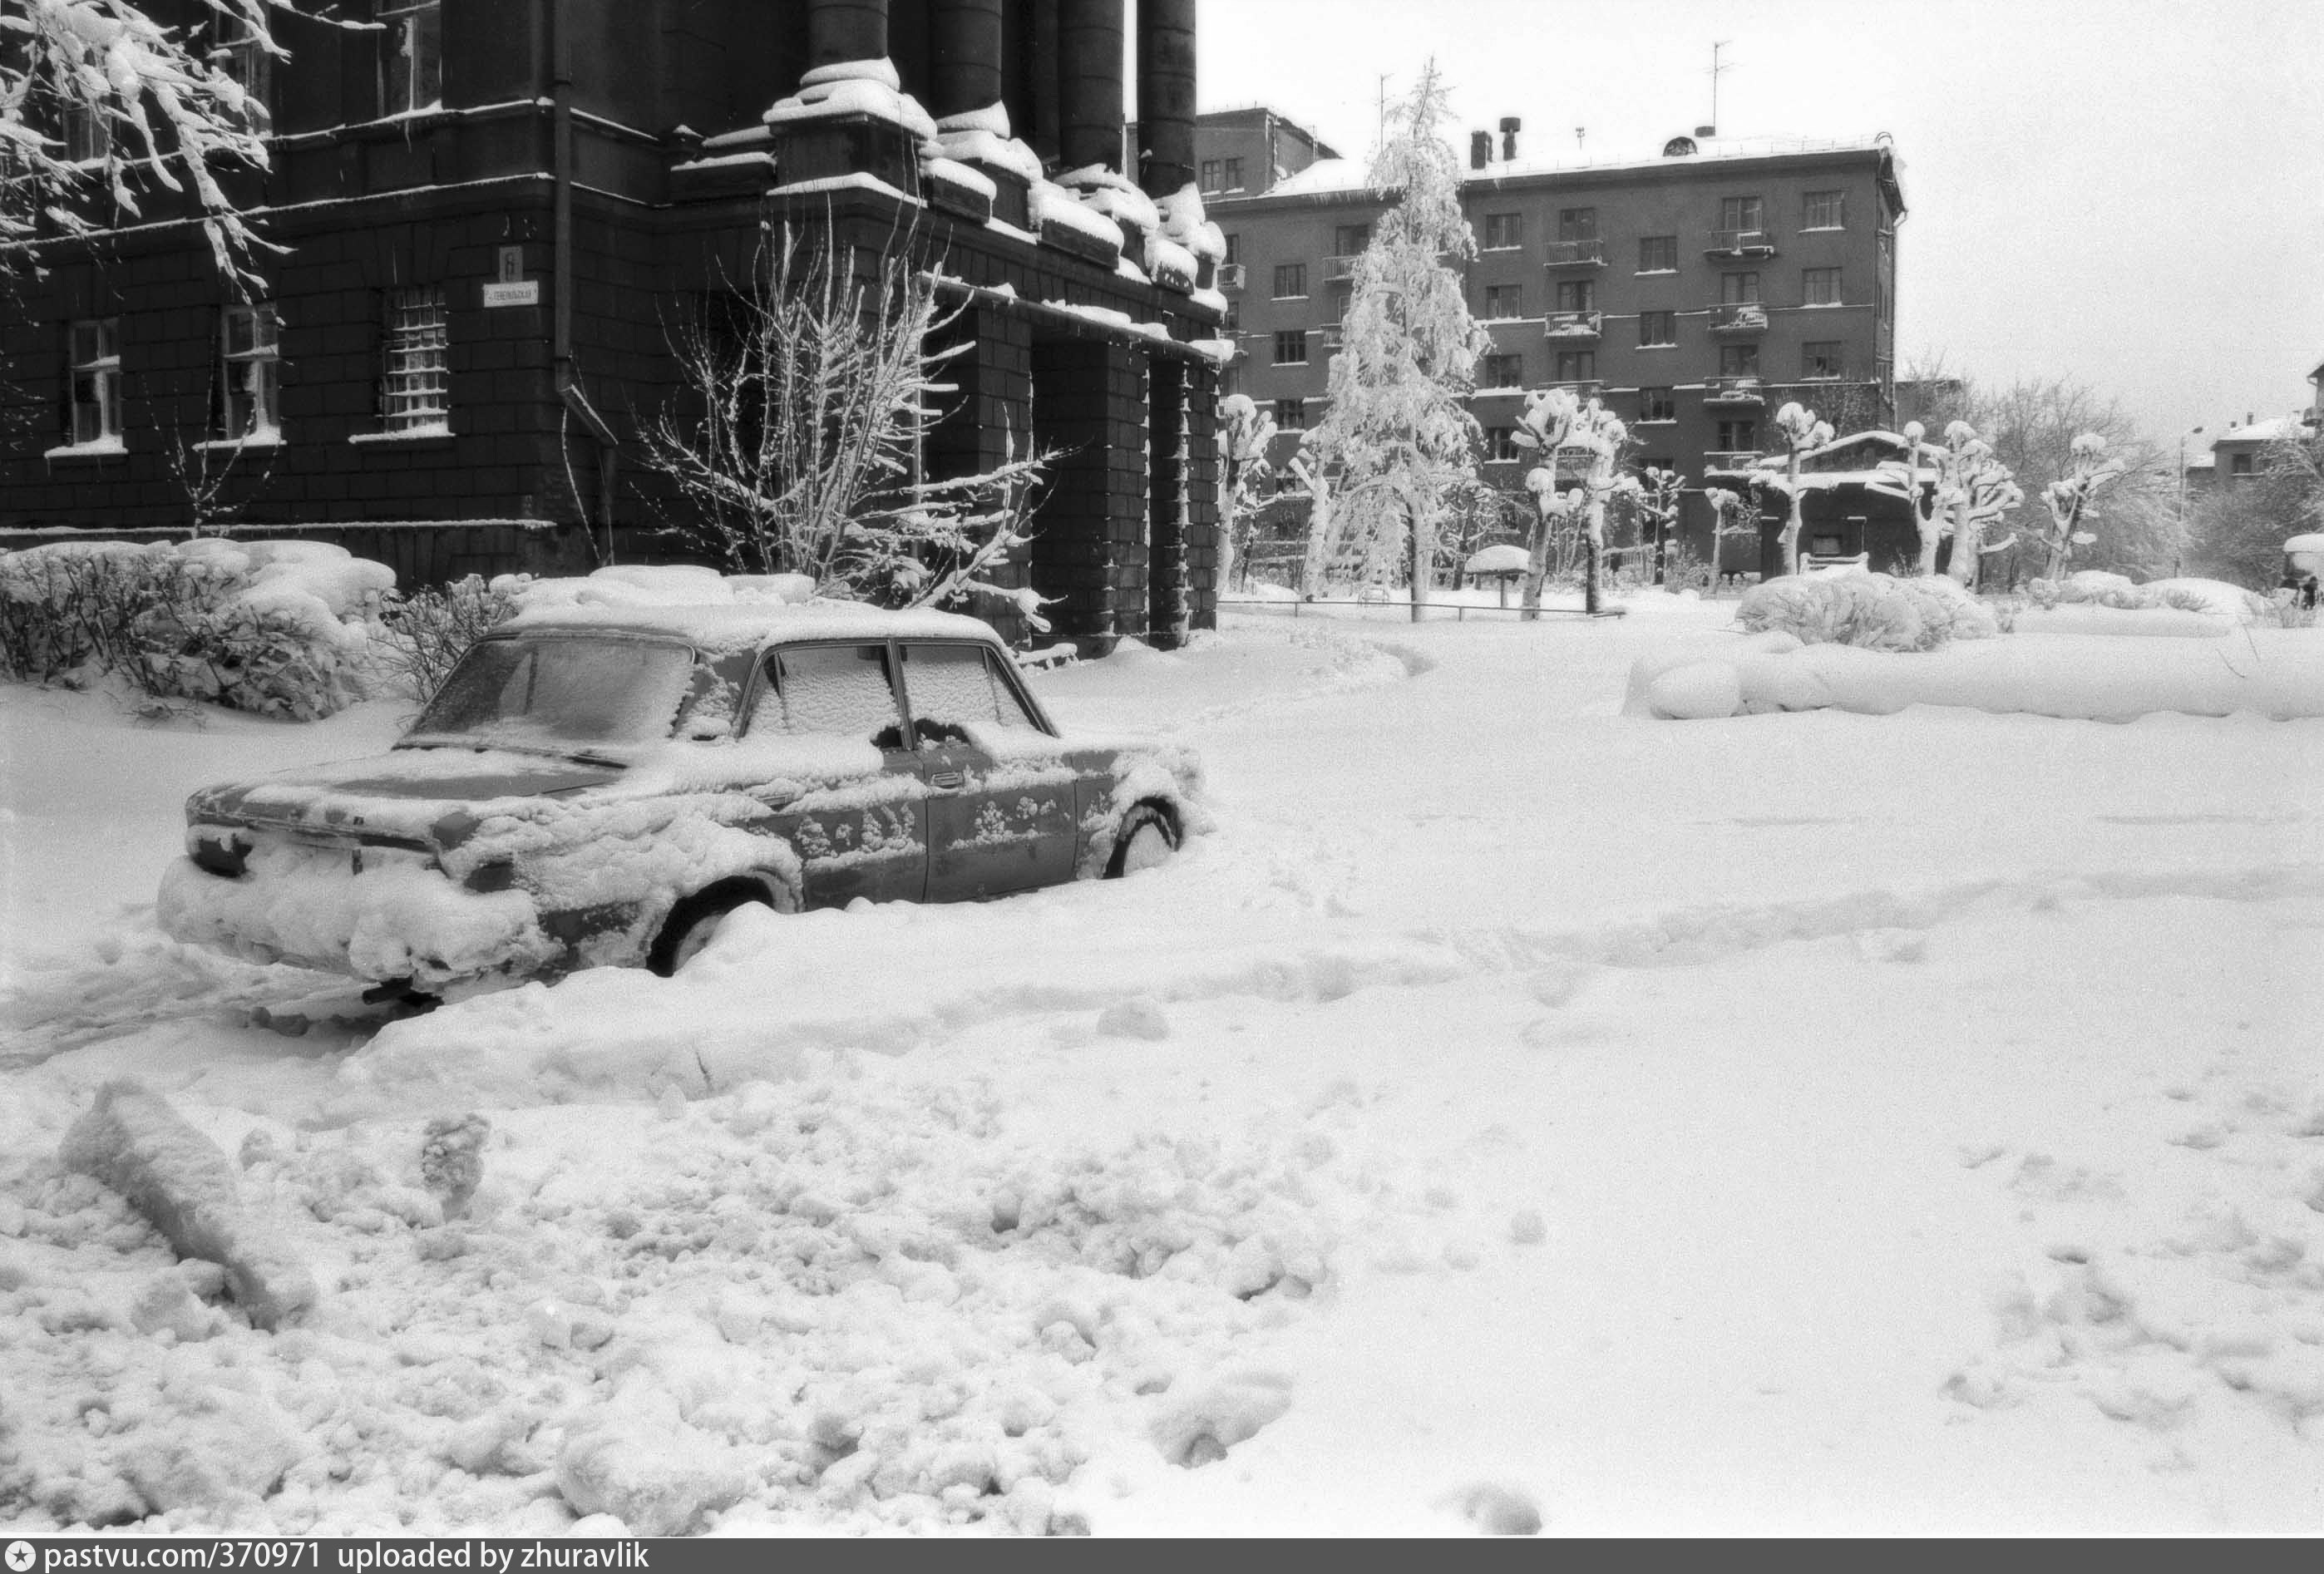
930, 770, 965, 791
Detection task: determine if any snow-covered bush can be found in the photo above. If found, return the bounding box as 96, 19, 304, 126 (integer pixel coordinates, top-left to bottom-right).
372, 574, 528, 702
0, 540, 389, 718
1735, 572, 1999, 654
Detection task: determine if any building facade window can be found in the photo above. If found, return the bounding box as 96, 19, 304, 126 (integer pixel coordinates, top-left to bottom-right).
1222, 299, 1240, 334
1274, 397, 1306, 432
1222, 157, 1244, 190
1802, 267, 1843, 306
1719, 195, 1764, 235
1488, 428, 1525, 462
1720, 271, 1761, 304
215, 14, 273, 120
2232, 452, 2254, 479
1717, 417, 1758, 452
1272, 263, 1306, 299
1719, 343, 1759, 377
1637, 310, 1675, 348
1554, 349, 1596, 382
62, 104, 111, 163
1557, 207, 1598, 241
1803, 190, 1845, 230
1802, 341, 1844, 380
1638, 387, 1676, 422
67, 318, 121, 445
1483, 353, 1525, 388
1328, 283, 1352, 323
1638, 234, 1676, 273
381, 1, 443, 115
1554, 279, 1594, 313
220, 303, 280, 437
1483, 213, 1522, 250
381, 286, 449, 431
1334, 224, 1371, 256
1200, 159, 1221, 191
1222, 232, 1240, 266
1272, 329, 1308, 366
1483, 284, 1522, 318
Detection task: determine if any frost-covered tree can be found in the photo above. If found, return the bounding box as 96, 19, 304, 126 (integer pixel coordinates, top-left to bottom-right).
1771, 402, 1833, 576
1216, 392, 1275, 592
1515, 390, 1626, 614
2033, 432, 2124, 580
641, 224, 1053, 625
1299, 60, 1490, 619
1704, 476, 1768, 593
1937, 422, 2023, 590
2, 1, 291, 289
1631, 464, 1685, 585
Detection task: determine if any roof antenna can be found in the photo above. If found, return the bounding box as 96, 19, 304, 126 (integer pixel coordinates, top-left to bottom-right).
1574, 126, 1585, 150
1702, 40, 1733, 137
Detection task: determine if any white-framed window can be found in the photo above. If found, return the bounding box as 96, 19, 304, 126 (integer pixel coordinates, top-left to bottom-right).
1803, 266, 1843, 307
68, 318, 121, 445
62, 104, 111, 164
221, 303, 280, 437
1803, 190, 1845, 230
381, 286, 449, 431
381, 0, 443, 116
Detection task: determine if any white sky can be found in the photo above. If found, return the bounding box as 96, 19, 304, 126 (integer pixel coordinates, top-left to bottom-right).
1193, 0, 2324, 445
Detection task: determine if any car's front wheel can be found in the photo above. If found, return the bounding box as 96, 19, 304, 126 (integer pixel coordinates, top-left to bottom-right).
1105, 802, 1181, 879
648, 882, 772, 976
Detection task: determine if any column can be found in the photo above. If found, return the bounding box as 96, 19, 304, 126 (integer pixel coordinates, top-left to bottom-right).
1134, 0, 1196, 199
930, 0, 1004, 120
805, 0, 888, 72
1056, 0, 1124, 174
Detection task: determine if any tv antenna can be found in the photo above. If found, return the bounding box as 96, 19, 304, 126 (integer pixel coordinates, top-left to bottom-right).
1706, 40, 1734, 135
1377, 73, 1391, 152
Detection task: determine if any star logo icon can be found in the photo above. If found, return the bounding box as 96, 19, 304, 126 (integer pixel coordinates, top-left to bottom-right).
5, 1541, 36, 1573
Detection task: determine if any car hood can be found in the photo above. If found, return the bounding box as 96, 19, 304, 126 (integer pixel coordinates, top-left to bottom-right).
187, 748, 625, 841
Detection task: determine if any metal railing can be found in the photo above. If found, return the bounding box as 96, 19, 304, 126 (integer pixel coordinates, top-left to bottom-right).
1707, 302, 1769, 333
1704, 375, 1766, 402
1702, 449, 1763, 471
1705, 229, 1775, 255
1216, 262, 1246, 291
1542, 239, 1604, 266
1543, 310, 1602, 338
1324, 253, 1361, 282
1215, 595, 1627, 622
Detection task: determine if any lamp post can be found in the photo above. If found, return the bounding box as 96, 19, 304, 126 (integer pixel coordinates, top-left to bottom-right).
2176, 425, 2204, 577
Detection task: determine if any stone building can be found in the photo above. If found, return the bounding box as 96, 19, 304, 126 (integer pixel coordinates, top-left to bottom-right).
0, 0, 1225, 653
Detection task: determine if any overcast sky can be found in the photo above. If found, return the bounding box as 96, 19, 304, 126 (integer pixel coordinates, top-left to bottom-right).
1192, 0, 2324, 445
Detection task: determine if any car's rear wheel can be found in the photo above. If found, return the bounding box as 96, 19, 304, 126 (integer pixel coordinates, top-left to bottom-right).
648, 883, 771, 976
1106, 802, 1180, 878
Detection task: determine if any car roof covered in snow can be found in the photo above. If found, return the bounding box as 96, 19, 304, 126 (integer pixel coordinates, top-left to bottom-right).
505, 600, 1006, 654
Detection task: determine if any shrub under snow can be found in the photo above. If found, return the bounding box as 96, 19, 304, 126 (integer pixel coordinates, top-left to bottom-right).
0, 539, 391, 718
1734, 571, 2001, 654
373, 574, 529, 702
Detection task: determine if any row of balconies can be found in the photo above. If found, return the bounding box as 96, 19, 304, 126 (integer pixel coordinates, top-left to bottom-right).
1537, 304, 1774, 340
1537, 231, 1780, 267
1466, 375, 1781, 404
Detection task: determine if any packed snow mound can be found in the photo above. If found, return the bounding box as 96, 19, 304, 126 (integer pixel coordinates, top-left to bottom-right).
2016, 574, 2277, 637
1626, 627, 2324, 722
1464, 545, 1531, 576
1735, 572, 2001, 653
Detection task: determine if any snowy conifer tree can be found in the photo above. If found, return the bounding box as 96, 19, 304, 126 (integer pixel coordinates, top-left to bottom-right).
1297, 60, 1490, 619
2034, 432, 2124, 580
1216, 393, 1276, 592
2, 1, 291, 289
1771, 402, 1834, 576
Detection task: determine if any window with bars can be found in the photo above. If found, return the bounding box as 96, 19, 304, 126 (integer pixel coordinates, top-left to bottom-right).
1802, 190, 1845, 230
1272, 329, 1308, 366
381, 0, 442, 116
381, 287, 449, 431
1638, 235, 1676, 273
1483, 213, 1522, 250
221, 303, 280, 437
1803, 267, 1843, 306
1637, 310, 1675, 348
1638, 387, 1676, 422
68, 318, 121, 445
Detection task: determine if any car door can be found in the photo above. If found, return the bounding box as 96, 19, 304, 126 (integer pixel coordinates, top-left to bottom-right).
896, 640, 1078, 901
744, 641, 929, 908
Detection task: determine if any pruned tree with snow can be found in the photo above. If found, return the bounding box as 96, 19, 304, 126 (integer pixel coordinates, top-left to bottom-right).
1703, 476, 1768, 594
1216, 392, 1276, 592
1631, 464, 1685, 586
2, 1, 291, 292
1937, 421, 2024, 590
640, 222, 1053, 626
1772, 402, 1834, 577
1516, 389, 1627, 615
1870, 421, 1947, 576
2034, 432, 2124, 580
1298, 59, 1490, 619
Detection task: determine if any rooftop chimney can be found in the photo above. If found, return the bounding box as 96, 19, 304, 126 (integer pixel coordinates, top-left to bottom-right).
1470, 131, 1492, 170
1694, 123, 1716, 137
1499, 116, 1521, 161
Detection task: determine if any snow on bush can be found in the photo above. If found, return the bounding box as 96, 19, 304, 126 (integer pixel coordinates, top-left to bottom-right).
2015, 571, 2278, 637
1735, 571, 2001, 654
373, 575, 529, 702
0, 540, 390, 718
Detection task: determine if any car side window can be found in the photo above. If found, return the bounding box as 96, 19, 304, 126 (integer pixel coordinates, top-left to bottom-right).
748, 643, 905, 749
900, 643, 1039, 744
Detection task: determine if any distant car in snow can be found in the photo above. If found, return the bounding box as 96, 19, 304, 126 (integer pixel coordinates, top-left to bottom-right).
159, 600, 1203, 994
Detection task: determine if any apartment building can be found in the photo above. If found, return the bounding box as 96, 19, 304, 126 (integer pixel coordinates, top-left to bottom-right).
0, 0, 1225, 654
1203, 112, 1906, 576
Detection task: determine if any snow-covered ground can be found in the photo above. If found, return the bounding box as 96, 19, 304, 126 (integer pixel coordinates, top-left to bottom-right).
9, 596, 2324, 1533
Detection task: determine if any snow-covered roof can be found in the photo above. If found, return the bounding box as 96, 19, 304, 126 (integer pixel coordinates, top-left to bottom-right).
1468, 133, 1892, 183
2183, 451, 2217, 472
1464, 543, 1531, 576
2218, 416, 2311, 445
1266, 158, 1376, 199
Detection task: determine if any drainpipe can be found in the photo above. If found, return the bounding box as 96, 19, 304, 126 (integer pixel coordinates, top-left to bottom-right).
548, 0, 616, 545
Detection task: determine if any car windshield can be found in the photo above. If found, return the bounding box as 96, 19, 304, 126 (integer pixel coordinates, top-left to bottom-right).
402, 635, 698, 756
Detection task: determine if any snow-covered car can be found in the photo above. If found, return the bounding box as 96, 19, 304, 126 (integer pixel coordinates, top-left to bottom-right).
158, 601, 1202, 993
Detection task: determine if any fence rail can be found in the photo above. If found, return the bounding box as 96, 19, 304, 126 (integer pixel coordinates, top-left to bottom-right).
1215, 596, 1627, 622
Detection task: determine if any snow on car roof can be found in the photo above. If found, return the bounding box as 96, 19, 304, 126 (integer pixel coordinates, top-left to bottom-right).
501, 568, 1004, 653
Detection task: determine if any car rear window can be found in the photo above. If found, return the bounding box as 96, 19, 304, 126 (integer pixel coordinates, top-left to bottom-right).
900, 643, 1039, 743
749, 644, 905, 748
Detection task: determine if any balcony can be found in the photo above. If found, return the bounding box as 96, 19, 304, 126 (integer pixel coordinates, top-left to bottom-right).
1324, 254, 1361, 283
1543, 311, 1602, 339
1704, 376, 1766, 404
1703, 449, 1763, 472
1217, 262, 1246, 292
1542, 239, 1604, 267
1321, 323, 1345, 351
1707, 303, 1769, 334
1705, 229, 1777, 258
1549, 378, 1605, 398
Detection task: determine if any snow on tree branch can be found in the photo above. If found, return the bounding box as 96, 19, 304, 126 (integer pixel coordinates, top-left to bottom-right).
2034, 431, 2124, 580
